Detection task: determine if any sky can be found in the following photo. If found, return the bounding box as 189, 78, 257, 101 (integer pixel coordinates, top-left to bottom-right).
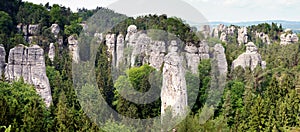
24, 0, 300, 22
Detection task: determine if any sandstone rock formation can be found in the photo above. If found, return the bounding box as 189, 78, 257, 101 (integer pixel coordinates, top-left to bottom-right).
199, 41, 210, 60
256, 32, 271, 45
280, 33, 299, 45
28, 24, 39, 35
125, 25, 138, 42
0, 45, 6, 77
106, 34, 116, 65
185, 43, 200, 74
232, 42, 265, 70
51, 24, 60, 38
5, 44, 52, 107
68, 35, 80, 63
199, 25, 210, 38
227, 26, 235, 35
220, 32, 227, 42
214, 44, 228, 75
161, 40, 187, 117
130, 33, 151, 67
116, 34, 124, 68
148, 41, 166, 70
238, 27, 248, 45
48, 43, 55, 62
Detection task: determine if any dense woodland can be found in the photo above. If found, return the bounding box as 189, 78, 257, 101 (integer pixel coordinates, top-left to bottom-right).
1, 0, 300, 131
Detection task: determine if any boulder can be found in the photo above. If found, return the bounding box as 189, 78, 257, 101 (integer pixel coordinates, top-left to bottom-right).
161, 40, 187, 117
232, 42, 265, 70
5, 44, 52, 107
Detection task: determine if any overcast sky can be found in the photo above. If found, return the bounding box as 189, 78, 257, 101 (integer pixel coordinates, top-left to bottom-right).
25, 0, 300, 22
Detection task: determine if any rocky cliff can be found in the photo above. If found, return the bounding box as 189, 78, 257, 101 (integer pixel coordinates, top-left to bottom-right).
5, 44, 52, 107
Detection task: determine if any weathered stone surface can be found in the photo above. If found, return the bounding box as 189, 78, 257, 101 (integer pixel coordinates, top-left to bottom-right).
238, 27, 248, 45
116, 34, 124, 67
0, 45, 6, 77
220, 32, 227, 42
94, 32, 103, 43
28, 24, 39, 35
256, 32, 271, 44
5, 44, 52, 107
212, 24, 227, 38
199, 25, 210, 38
199, 41, 210, 60
125, 25, 137, 42
51, 24, 60, 38
280, 33, 299, 45
161, 40, 187, 117
214, 44, 227, 75
130, 33, 151, 67
148, 41, 166, 70
232, 42, 265, 70
185, 43, 200, 74
68, 35, 79, 63
106, 34, 116, 65
48, 43, 55, 62
227, 26, 235, 35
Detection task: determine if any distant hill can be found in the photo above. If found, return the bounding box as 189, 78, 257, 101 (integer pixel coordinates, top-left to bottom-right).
210, 20, 300, 33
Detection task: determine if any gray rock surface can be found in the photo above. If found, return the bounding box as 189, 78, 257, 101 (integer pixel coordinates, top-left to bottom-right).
198, 41, 210, 60
68, 35, 80, 63
256, 32, 271, 44
220, 32, 227, 42
280, 33, 299, 45
5, 44, 52, 107
185, 43, 200, 74
106, 34, 116, 66
227, 26, 235, 35
125, 25, 138, 43
116, 34, 124, 67
28, 24, 39, 35
232, 42, 265, 70
214, 44, 228, 75
0, 45, 6, 77
199, 25, 210, 38
161, 40, 187, 117
48, 43, 55, 62
238, 27, 248, 45
51, 24, 60, 38
148, 41, 166, 70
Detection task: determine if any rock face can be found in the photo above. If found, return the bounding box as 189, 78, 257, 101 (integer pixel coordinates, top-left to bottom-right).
51, 24, 60, 38
5, 44, 52, 107
116, 34, 124, 68
161, 40, 187, 117
280, 33, 299, 45
232, 42, 265, 70
185, 43, 200, 74
238, 27, 248, 45
0, 45, 6, 77
105, 34, 116, 65
256, 32, 271, 44
68, 35, 80, 63
220, 32, 227, 42
125, 25, 138, 42
48, 43, 55, 62
148, 41, 166, 70
199, 25, 211, 38
28, 24, 39, 35
214, 44, 228, 75
199, 41, 210, 60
